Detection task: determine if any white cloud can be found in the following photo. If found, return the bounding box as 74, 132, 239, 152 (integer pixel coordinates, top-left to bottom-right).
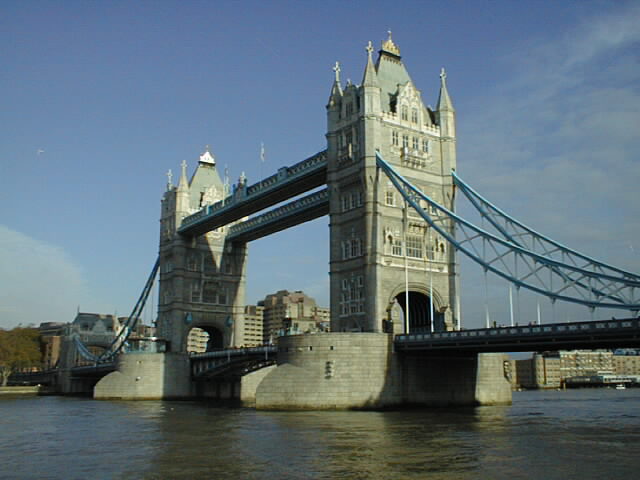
0, 225, 88, 329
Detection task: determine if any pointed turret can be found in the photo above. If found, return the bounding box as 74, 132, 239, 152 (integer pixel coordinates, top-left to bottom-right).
361, 40, 381, 117
436, 67, 455, 113
177, 160, 189, 191
362, 41, 379, 87
327, 61, 343, 128
327, 61, 343, 107
436, 68, 456, 173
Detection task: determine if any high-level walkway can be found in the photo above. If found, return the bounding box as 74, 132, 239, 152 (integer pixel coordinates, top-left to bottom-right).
179, 151, 327, 237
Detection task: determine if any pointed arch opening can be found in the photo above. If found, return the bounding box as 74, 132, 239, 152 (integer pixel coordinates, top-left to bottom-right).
394, 291, 446, 333
186, 326, 224, 353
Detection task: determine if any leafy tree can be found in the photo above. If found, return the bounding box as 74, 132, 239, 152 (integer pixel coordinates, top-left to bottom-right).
0, 327, 42, 386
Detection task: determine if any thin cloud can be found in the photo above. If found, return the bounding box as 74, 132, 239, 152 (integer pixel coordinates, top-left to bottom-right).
459, 4, 640, 325
0, 225, 88, 329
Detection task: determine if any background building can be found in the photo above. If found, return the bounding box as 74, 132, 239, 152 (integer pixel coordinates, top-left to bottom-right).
512, 349, 640, 389
243, 305, 264, 347
260, 290, 328, 342
39, 322, 66, 370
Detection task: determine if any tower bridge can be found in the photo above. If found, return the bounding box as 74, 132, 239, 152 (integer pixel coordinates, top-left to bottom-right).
58, 33, 640, 408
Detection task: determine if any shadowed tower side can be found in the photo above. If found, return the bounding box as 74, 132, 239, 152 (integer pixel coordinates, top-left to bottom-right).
156, 148, 247, 352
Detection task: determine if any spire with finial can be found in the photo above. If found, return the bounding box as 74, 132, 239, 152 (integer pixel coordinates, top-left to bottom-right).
333, 61, 341, 84
362, 40, 379, 87
381, 30, 400, 57
178, 159, 189, 190
166, 169, 173, 191
437, 67, 455, 112
328, 61, 343, 107
199, 144, 216, 166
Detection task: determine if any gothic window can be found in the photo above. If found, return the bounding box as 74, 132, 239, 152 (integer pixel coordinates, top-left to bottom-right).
401, 105, 408, 121
202, 282, 216, 303
350, 192, 356, 209
345, 131, 353, 145
204, 259, 216, 275
392, 131, 399, 146
191, 280, 201, 302
406, 235, 423, 259
342, 241, 350, 260
392, 238, 403, 256
218, 288, 227, 305
385, 190, 395, 206
186, 253, 200, 272
411, 108, 418, 124
346, 102, 353, 117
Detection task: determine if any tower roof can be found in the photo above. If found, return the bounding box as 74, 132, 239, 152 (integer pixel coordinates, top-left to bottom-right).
189, 147, 224, 207
374, 32, 414, 112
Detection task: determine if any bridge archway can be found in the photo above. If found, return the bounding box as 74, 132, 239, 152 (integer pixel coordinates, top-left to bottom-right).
186, 326, 224, 353
393, 291, 445, 333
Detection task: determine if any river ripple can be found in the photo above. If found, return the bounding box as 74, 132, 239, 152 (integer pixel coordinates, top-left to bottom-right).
1, 389, 639, 479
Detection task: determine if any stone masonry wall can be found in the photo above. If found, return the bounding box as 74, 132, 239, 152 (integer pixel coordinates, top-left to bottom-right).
256, 333, 401, 410
94, 353, 192, 400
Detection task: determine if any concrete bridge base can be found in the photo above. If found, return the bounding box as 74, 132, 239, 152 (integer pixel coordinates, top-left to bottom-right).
94, 352, 192, 400
255, 333, 512, 410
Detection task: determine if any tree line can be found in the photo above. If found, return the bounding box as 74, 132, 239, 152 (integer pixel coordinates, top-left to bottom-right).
0, 327, 42, 386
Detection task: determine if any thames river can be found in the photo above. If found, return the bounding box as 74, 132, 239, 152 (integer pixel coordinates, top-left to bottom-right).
1, 389, 639, 479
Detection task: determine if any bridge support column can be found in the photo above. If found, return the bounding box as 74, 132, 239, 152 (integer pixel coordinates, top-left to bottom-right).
94, 353, 192, 400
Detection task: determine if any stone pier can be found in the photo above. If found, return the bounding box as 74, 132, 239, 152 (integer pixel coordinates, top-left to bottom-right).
94, 353, 192, 400
256, 333, 512, 410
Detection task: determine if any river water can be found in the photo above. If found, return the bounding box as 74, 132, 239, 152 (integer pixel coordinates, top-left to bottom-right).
1, 389, 638, 479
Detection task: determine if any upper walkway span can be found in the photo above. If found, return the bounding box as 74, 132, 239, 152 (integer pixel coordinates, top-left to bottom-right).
178, 150, 327, 237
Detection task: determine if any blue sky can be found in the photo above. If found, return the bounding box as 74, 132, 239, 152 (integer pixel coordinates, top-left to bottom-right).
1, 1, 639, 330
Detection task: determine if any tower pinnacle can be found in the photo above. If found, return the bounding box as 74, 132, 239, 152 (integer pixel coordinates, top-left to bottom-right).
178, 160, 189, 190
362, 40, 379, 87
437, 67, 455, 112
381, 30, 400, 56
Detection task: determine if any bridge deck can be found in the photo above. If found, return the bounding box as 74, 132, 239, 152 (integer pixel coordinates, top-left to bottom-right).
395, 318, 640, 354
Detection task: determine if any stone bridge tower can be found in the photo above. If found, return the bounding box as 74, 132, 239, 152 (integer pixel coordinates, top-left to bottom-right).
327, 34, 459, 334
156, 148, 247, 352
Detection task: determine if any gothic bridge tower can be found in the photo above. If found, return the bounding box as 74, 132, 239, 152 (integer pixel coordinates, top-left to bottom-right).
156, 148, 247, 352
327, 34, 459, 334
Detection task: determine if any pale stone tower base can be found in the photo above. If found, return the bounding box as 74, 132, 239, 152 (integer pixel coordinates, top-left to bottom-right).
94, 353, 192, 400
255, 333, 512, 409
